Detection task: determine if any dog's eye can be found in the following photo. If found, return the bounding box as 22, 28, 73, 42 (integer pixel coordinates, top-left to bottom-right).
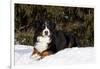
42, 24, 45, 27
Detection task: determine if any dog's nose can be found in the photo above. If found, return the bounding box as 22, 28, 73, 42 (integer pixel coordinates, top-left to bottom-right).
45, 31, 48, 35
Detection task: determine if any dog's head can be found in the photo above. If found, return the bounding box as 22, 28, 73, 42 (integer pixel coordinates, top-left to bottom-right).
33, 20, 56, 37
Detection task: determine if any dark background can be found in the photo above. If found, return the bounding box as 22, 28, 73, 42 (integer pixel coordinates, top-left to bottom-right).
14, 4, 94, 47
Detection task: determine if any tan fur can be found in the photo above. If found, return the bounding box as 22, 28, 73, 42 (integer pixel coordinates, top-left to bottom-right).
32, 48, 52, 59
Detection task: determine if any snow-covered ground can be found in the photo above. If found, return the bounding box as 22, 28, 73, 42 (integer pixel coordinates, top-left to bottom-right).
15, 45, 95, 65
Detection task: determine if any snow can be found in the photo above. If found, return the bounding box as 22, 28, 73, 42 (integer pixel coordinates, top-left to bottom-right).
15, 45, 95, 65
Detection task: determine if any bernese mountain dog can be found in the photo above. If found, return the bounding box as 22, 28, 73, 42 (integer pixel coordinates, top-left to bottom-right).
32, 20, 80, 59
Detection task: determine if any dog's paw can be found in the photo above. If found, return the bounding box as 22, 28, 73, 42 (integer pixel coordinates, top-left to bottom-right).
31, 54, 41, 60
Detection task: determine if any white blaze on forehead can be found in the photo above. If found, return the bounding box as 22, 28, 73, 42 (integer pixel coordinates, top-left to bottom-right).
35, 36, 51, 53
45, 21, 48, 25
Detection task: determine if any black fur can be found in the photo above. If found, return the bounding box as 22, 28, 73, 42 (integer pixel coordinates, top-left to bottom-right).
33, 20, 80, 54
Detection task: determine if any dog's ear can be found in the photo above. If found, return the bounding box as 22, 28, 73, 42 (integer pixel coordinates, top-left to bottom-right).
53, 23, 56, 31
51, 22, 56, 30
47, 20, 56, 29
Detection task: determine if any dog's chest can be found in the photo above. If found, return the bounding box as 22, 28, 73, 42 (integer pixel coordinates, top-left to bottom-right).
34, 36, 51, 53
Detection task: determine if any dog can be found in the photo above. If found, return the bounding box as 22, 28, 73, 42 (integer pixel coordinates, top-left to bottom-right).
32, 20, 80, 59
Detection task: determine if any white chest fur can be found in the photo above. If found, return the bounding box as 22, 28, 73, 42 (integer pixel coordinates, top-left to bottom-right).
34, 36, 51, 53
